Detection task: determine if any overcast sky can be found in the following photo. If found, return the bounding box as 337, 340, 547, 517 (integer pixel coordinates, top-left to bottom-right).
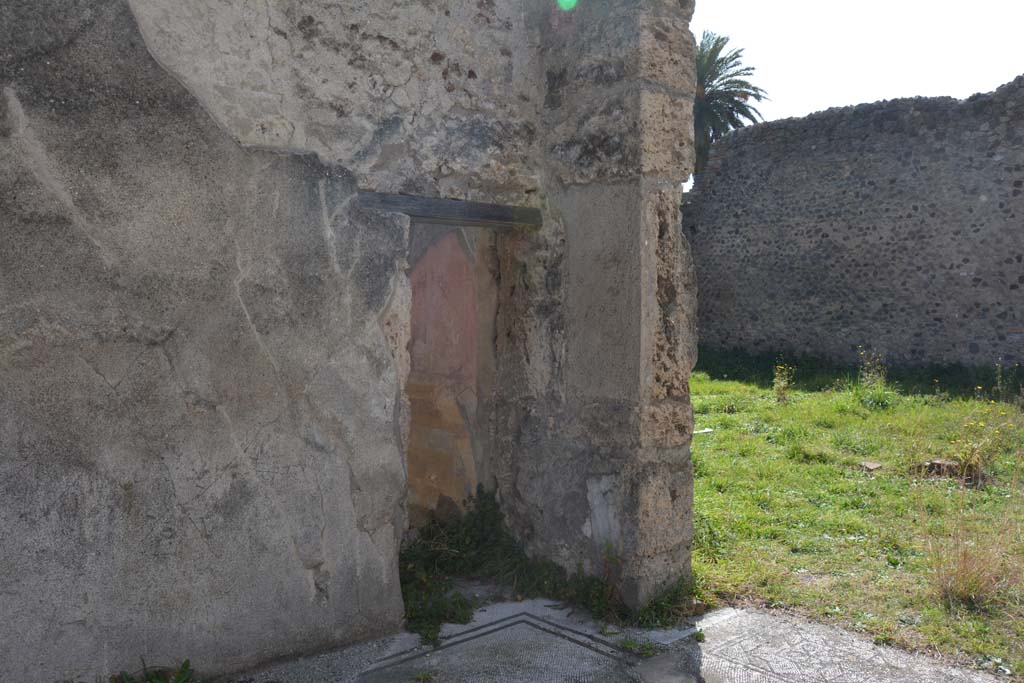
690, 0, 1024, 122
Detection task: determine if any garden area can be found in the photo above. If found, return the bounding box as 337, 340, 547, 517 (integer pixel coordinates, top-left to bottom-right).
690, 348, 1024, 677
398, 349, 1024, 678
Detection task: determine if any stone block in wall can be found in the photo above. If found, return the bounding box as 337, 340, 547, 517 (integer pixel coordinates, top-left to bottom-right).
640, 88, 694, 180
544, 85, 693, 185
491, 395, 694, 609
640, 402, 692, 450
628, 462, 694, 559
617, 461, 695, 607
538, 0, 695, 185
555, 182, 643, 401
538, 0, 638, 98
639, 5, 697, 95
545, 86, 641, 185
540, 0, 696, 109
641, 182, 697, 406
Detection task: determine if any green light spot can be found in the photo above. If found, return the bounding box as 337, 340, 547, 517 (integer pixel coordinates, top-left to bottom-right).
557, 0, 578, 10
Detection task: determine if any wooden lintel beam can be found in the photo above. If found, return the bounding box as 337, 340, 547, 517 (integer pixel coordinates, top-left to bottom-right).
357, 191, 542, 229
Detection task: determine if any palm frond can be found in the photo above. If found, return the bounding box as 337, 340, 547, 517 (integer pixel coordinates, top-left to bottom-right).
693, 31, 768, 174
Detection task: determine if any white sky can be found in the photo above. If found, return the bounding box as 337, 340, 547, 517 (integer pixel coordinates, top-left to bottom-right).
690, 0, 1024, 122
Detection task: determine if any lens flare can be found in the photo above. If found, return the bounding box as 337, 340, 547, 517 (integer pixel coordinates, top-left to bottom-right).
557, 0, 578, 10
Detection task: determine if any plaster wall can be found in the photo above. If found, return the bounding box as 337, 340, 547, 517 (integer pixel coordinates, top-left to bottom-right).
126, 0, 542, 202
1, 2, 410, 679
685, 77, 1024, 365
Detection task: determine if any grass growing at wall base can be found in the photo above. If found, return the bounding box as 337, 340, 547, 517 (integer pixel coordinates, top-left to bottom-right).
696, 346, 1024, 399
399, 490, 704, 646
691, 346, 1024, 678
106, 661, 197, 683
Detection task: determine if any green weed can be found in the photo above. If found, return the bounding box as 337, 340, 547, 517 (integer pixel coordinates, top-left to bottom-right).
399, 490, 703, 647
109, 661, 196, 683
693, 510, 730, 563
774, 362, 795, 404
617, 638, 665, 658
929, 517, 1021, 611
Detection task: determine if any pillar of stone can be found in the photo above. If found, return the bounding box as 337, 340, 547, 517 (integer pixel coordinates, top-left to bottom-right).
536, 0, 698, 607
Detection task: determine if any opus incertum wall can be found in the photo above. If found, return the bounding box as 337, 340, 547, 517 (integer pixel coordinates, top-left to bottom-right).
0, 1, 697, 680
685, 76, 1024, 366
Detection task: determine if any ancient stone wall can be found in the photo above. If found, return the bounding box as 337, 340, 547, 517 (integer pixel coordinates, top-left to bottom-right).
493, 0, 698, 607
127, 0, 700, 610
685, 77, 1024, 365
0, 1, 697, 679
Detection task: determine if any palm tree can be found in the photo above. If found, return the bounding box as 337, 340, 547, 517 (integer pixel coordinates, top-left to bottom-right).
694, 31, 767, 175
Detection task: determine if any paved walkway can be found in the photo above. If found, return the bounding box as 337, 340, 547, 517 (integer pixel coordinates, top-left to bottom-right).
229, 589, 1002, 683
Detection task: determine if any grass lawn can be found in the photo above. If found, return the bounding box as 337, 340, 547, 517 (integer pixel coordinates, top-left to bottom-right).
691, 348, 1024, 677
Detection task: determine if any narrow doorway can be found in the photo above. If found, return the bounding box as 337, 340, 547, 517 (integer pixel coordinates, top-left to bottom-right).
405, 225, 497, 528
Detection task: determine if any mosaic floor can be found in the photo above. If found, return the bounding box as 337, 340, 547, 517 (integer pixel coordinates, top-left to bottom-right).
231, 590, 1002, 683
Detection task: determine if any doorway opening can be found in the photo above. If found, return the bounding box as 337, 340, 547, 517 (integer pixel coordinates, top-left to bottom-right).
357, 191, 541, 530
405, 224, 498, 528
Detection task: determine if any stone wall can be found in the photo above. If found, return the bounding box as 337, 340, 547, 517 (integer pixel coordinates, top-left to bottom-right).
0, 0, 697, 679
685, 77, 1024, 365
492, 0, 698, 607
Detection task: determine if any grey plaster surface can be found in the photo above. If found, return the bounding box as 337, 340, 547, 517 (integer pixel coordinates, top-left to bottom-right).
2, 1, 411, 679
227, 596, 1002, 683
